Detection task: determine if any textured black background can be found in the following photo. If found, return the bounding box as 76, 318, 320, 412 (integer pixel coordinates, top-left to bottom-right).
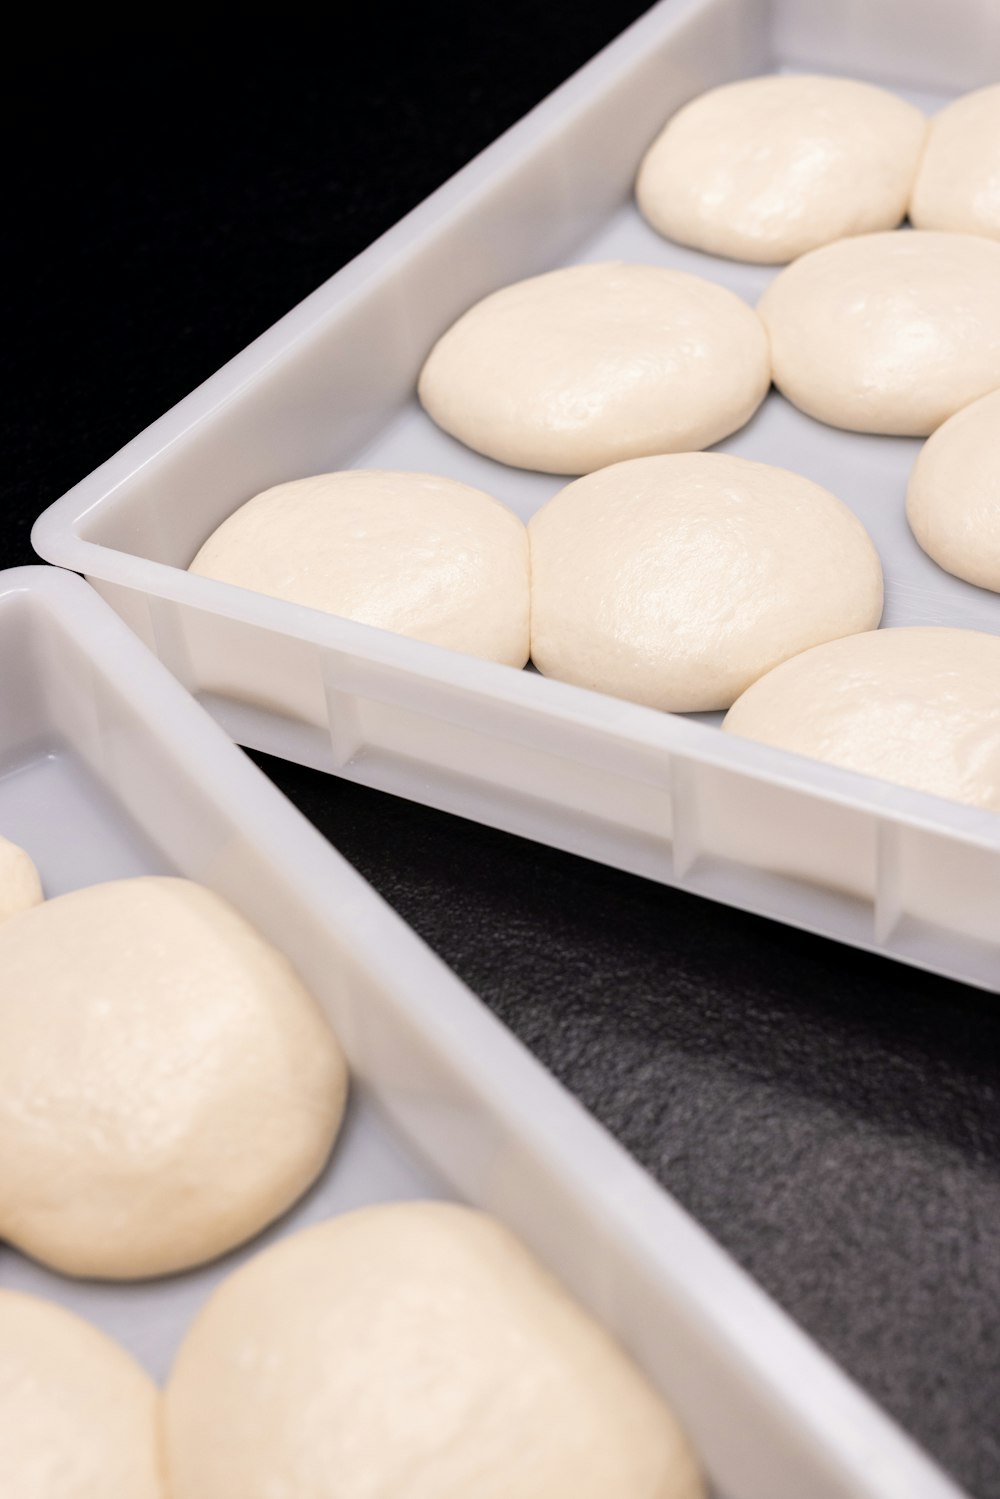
7, 9, 1000, 1496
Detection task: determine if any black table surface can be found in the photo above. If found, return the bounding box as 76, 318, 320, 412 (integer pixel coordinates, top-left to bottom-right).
8, 11, 1000, 1497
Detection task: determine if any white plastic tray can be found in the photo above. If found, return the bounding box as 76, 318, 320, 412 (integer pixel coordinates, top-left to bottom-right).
31, 0, 1000, 994
0, 565, 968, 1497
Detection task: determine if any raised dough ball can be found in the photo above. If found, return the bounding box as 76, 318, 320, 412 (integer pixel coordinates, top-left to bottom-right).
0, 835, 42, 923
910, 84, 1000, 240
191, 470, 529, 668
907, 388, 1000, 591
164, 1202, 703, 1499
0, 1290, 163, 1499
418, 262, 770, 474
0, 877, 348, 1278
637, 74, 926, 264
757, 230, 1000, 435
723, 628, 1000, 811
528, 453, 883, 713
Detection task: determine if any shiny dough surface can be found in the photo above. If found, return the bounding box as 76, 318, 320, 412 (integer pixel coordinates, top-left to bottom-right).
418, 262, 770, 474
758, 230, 1000, 435
0, 1290, 164, 1499
723, 628, 1000, 812
164, 1202, 704, 1499
529, 453, 883, 712
191, 470, 530, 667
0, 835, 42, 924
910, 84, 1000, 240
637, 74, 926, 263
0, 877, 348, 1278
907, 388, 1000, 592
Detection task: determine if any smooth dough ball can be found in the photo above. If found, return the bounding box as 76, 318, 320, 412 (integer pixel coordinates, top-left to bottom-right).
907, 388, 1000, 591
637, 74, 926, 264
723, 628, 1000, 811
528, 453, 883, 713
910, 85, 1000, 239
0, 835, 42, 923
0, 877, 348, 1279
418, 261, 770, 474
0, 1290, 163, 1499
190, 470, 529, 668
758, 230, 1000, 435
164, 1202, 703, 1499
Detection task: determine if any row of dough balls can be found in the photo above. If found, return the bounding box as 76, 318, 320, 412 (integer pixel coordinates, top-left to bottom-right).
637, 76, 1000, 263
191, 457, 883, 711
417, 243, 1000, 469
0, 869, 348, 1279
2, 1204, 704, 1499
189, 455, 1000, 815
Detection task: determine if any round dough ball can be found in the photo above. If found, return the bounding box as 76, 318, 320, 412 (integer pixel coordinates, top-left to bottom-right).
723, 628, 1000, 811
637, 74, 926, 264
190, 470, 529, 668
0, 1290, 163, 1499
418, 261, 770, 474
0, 835, 42, 923
0, 877, 348, 1279
528, 453, 883, 713
907, 388, 1000, 591
758, 230, 1000, 435
910, 85, 1000, 240
164, 1202, 703, 1499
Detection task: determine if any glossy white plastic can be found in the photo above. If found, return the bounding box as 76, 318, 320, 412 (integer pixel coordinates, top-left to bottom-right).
0, 565, 966, 1497
31, 0, 1000, 991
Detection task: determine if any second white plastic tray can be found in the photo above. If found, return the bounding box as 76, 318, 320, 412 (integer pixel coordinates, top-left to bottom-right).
0, 566, 966, 1498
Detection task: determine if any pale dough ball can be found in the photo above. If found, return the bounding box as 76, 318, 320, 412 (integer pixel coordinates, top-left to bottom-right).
637, 74, 926, 264
0, 1290, 163, 1499
190, 470, 529, 667
910, 85, 1000, 240
0, 877, 348, 1279
723, 628, 1000, 811
907, 388, 1000, 591
758, 230, 1000, 435
418, 261, 770, 474
164, 1202, 703, 1499
0, 835, 42, 923
529, 453, 883, 713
